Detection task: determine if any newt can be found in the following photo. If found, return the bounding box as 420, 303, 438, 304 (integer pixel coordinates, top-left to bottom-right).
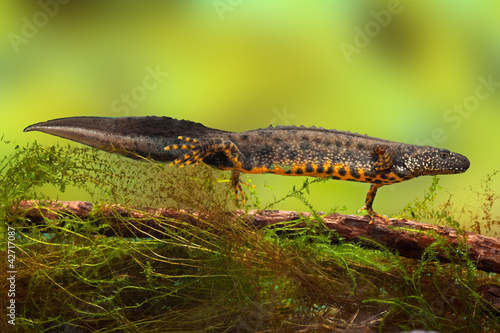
24, 116, 470, 222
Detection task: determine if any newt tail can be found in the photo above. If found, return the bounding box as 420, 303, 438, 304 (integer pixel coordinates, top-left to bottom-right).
24, 116, 470, 222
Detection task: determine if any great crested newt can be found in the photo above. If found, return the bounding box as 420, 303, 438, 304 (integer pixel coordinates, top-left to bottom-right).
24, 116, 470, 222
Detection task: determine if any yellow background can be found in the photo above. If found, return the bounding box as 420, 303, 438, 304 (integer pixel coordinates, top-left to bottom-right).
1, 1, 499, 227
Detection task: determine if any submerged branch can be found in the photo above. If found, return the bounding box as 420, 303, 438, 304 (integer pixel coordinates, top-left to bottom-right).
12, 200, 500, 275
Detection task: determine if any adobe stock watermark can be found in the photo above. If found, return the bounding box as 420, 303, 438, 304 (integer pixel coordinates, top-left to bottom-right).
416, 74, 498, 147
340, 0, 411, 64
111, 65, 169, 116
213, 0, 243, 21
7, 0, 71, 54
6, 227, 17, 326
270, 106, 295, 126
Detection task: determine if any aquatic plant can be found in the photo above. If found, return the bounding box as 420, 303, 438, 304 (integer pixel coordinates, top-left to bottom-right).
1, 140, 498, 332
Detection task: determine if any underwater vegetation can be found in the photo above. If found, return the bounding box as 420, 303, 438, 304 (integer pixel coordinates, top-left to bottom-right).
1, 140, 499, 332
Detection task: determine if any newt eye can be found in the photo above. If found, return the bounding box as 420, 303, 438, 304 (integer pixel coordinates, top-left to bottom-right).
438, 149, 450, 159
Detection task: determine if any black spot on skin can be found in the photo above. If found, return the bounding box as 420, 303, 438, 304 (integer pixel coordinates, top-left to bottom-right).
274, 137, 283, 144
288, 151, 298, 159
364, 170, 377, 178
316, 166, 324, 173
300, 142, 312, 151
314, 138, 321, 144
281, 143, 291, 151
388, 177, 396, 181
242, 160, 254, 171
258, 131, 272, 137
335, 141, 342, 148
332, 176, 341, 180
351, 168, 360, 179
405, 146, 416, 154
203, 152, 231, 168
295, 168, 304, 174
301, 135, 309, 141
365, 177, 373, 182
373, 179, 383, 184
326, 166, 334, 174
394, 168, 407, 178
338, 167, 346, 176
257, 145, 273, 155
402, 176, 412, 180
345, 140, 351, 148
324, 140, 331, 147
305, 164, 314, 173
380, 173, 388, 179
240, 134, 248, 140
357, 143, 364, 150
285, 170, 292, 174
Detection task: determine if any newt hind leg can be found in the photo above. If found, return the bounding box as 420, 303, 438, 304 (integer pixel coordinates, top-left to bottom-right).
165, 137, 253, 205
165, 136, 241, 167
230, 170, 255, 205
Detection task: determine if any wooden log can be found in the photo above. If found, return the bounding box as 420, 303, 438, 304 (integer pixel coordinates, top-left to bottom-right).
11, 200, 500, 276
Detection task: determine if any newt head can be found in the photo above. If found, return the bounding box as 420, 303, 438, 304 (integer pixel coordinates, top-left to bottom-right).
406, 147, 470, 177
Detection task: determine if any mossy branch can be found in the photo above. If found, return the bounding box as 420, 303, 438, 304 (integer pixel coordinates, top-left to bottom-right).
3, 141, 499, 331
13, 200, 500, 275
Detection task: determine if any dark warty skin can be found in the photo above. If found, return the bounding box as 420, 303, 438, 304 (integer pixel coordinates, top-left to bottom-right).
24, 116, 470, 222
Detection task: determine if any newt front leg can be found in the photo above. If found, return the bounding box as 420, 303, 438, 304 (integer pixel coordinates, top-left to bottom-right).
358, 184, 388, 223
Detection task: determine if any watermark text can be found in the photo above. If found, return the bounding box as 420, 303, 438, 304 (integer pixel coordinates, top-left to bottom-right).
213, 0, 243, 21
8, 0, 71, 54
270, 106, 295, 126
6, 227, 17, 326
111, 65, 169, 116
340, 0, 411, 63
416, 74, 498, 147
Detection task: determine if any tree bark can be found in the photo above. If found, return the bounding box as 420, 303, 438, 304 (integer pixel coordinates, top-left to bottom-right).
11, 200, 500, 275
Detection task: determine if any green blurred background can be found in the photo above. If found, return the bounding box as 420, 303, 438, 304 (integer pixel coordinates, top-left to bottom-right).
1, 1, 499, 228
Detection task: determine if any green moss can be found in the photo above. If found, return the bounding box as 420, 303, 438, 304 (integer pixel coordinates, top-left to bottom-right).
1, 140, 499, 332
